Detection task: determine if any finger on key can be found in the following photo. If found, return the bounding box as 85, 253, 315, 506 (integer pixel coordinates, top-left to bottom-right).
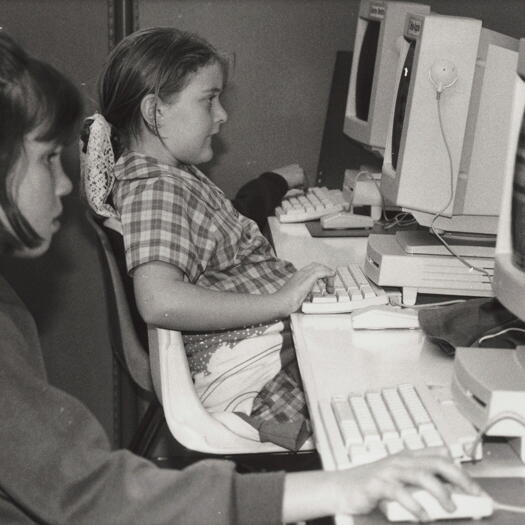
325, 275, 335, 294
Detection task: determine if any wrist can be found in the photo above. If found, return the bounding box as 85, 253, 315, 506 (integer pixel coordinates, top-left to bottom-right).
270, 290, 295, 318
283, 471, 340, 522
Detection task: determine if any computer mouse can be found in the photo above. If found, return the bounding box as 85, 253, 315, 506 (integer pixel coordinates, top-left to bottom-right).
351, 305, 420, 330
379, 487, 493, 522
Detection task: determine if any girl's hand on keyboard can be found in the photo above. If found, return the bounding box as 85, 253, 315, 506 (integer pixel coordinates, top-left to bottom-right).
332, 447, 482, 520
274, 263, 334, 314
272, 163, 306, 189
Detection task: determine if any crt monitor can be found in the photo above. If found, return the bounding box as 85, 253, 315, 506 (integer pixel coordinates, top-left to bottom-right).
380, 13, 518, 236
493, 38, 525, 321
344, 0, 430, 153
451, 40, 525, 461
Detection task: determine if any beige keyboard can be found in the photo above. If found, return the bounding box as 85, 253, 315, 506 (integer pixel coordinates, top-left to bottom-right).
319, 382, 481, 470
302, 263, 388, 314
275, 187, 349, 223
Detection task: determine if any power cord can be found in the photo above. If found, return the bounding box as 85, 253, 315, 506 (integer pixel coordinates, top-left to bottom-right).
430, 93, 493, 282
476, 327, 525, 346
391, 298, 466, 309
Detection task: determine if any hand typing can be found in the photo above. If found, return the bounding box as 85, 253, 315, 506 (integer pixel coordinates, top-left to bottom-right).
275, 263, 335, 314
272, 163, 306, 189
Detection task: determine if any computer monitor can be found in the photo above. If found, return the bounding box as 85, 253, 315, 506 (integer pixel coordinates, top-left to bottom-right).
380, 13, 518, 236
451, 40, 525, 462
493, 38, 525, 321
344, 0, 430, 153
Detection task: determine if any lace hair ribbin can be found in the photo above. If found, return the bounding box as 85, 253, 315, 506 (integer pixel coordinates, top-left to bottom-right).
79, 113, 118, 218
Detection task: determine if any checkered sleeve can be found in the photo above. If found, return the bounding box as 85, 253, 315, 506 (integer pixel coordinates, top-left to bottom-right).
118, 176, 211, 282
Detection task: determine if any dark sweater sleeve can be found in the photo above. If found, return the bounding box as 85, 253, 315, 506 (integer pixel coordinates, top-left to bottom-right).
0, 297, 285, 525
232, 172, 289, 230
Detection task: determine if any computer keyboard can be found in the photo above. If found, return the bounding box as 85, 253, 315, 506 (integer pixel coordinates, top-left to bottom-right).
275, 186, 349, 223
302, 263, 388, 314
319, 382, 481, 470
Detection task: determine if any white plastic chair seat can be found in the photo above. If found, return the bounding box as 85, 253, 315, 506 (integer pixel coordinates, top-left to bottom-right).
149, 327, 314, 454
102, 216, 314, 455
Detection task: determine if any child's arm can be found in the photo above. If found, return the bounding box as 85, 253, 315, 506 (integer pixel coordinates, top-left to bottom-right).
282, 448, 482, 523
232, 164, 305, 230
133, 260, 334, 331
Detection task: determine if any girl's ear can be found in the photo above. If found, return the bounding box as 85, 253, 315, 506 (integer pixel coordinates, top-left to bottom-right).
140, 94, 161, 130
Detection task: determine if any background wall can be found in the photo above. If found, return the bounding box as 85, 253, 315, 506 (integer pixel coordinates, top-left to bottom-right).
140, 0, 359, 196
139, 0, 525, 197
0, 0, 523, 447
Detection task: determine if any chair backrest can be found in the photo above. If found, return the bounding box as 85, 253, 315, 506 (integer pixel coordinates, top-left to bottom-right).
86, 212, 152, 392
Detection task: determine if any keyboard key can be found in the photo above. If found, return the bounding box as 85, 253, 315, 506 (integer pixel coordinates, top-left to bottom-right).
331, 397, 363, 449
302, 264, 388, 314
319, 383, 480, 470
275, 187, 349, 223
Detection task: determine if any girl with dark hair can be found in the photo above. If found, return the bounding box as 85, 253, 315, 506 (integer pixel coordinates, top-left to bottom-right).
1, 31, 481, 525
0, 33, 81, 253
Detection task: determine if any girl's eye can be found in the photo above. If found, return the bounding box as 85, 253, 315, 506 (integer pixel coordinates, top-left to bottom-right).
207, 94, 221, 107
47, 152, 59, 163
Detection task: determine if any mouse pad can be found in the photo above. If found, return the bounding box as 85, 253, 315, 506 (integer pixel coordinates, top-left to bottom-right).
305, 221, 372, 238
354, 477, 525, 525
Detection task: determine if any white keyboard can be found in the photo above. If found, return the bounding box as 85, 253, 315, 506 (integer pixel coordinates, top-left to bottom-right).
275, 187, 349, 223
319, 382, 481, 470
302, 263, 388, 314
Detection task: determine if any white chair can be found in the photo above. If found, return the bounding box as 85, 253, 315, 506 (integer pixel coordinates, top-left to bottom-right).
89, 213, 313, 455
149, 327, 309, 454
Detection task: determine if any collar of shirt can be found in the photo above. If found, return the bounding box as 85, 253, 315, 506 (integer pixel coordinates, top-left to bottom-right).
114, 151, 221, 190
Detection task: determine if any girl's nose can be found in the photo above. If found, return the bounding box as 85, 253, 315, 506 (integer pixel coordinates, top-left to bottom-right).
55, 162, 73, 197
215, 100, 228, 124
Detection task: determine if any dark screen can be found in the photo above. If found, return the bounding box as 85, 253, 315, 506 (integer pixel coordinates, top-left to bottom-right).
355, 20, 381, 121
512, 109, 525, 270
391, 39, 415, 171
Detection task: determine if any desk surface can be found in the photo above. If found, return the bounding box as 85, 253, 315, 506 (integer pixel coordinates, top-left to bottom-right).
268, 217, 525, 525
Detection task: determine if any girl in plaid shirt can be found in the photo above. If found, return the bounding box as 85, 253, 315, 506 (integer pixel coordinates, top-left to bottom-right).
85, 27, 338, 450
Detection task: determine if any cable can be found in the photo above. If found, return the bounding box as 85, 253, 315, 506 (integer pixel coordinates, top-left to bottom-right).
430, 94, 493, 282
382, 211, 417, 230
467, 411, 525, 461
476, 327, 525, 345
494, 502, 525, 514
464, 412, 525, 515
353, 170, 418, 229
398, 299, 466, 309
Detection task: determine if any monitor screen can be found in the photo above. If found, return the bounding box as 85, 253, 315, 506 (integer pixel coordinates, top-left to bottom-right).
355, 19, 380, 122
391, 39, 415, 171
344, 1, 430, 152
511, 122, 525, 272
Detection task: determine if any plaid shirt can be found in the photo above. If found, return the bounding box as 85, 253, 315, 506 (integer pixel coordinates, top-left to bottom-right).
112, 151, 296, 292
112, 152, 309, 449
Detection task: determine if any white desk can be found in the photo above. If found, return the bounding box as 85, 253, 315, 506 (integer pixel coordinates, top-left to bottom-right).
269, 217, 525, 525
